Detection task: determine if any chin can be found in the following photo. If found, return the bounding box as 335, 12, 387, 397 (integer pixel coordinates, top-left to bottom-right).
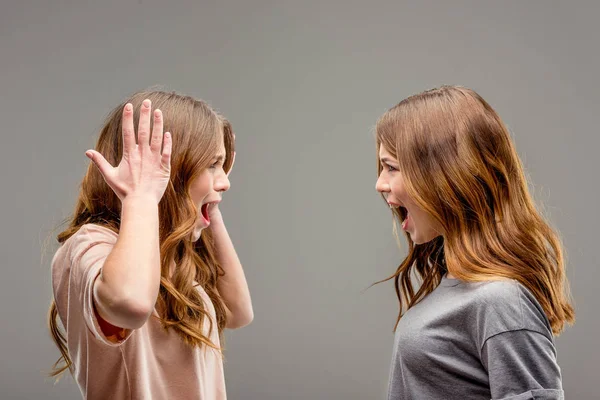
412, 236, 426, 245
191, 228, 204, 242
412, 232, 442, 245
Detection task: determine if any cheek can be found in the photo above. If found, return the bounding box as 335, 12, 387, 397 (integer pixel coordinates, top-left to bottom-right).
189, 186, 202, 205
413, 208, 442, 236
189, 175, 212, 203
389, 179, 407, 201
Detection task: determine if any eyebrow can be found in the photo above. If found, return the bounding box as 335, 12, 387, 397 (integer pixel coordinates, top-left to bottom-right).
379, 157, 396, 164
213, 154, 226, 162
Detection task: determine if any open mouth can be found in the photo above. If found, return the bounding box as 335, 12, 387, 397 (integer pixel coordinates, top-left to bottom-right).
399, 206, 408, 221
201, 203, 210, 224
397, 206, 410, 230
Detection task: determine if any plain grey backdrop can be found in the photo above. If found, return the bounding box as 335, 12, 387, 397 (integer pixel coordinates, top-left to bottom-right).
1, 1, 598, 399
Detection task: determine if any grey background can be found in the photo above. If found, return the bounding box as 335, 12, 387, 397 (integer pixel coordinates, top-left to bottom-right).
1, 1, 598, 399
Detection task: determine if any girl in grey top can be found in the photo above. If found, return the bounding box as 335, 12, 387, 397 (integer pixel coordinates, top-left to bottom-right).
374, 86, 574, 400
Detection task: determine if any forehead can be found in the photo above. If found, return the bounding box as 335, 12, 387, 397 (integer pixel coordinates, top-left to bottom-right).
379, 145, 394, 159
215, 140, 226, 157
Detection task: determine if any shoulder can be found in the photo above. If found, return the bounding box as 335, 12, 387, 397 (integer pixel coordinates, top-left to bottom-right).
69, 223, 118, 253
469, 278, 521, 306
52, 224, 118, 268
72, 223, 118, 244
464, 278, 553, 344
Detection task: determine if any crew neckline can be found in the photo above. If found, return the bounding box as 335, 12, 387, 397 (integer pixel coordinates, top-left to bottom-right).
439, 273, 461, 287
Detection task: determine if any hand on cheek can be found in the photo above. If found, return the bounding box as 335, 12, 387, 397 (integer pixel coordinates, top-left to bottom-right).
208, 203, 224, 226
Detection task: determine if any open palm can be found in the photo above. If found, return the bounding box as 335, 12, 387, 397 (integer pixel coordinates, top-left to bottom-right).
85, 99, 172, 204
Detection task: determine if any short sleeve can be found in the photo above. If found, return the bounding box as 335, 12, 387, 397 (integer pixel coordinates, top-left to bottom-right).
69, 225, 133, 346
482, 329, 564, 400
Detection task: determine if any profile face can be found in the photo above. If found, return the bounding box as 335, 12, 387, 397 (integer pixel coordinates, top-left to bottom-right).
188, 140, 230, 242
376, 145, 442, 245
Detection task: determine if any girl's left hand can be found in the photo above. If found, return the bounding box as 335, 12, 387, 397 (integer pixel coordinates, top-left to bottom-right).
208, 202, 224, 225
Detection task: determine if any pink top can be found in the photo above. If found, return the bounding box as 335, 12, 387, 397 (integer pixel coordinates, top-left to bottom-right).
51, 224, 226, 400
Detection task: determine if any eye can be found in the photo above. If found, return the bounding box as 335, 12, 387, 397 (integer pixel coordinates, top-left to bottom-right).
209, 159, 223, 169
387, 164, 397, 172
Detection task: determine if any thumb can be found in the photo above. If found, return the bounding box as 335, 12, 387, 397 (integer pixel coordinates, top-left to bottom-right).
85, 150, 113, 178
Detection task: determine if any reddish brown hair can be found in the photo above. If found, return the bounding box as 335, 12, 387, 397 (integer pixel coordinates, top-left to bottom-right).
375, 85, 574, 335
48, 89, 235, 377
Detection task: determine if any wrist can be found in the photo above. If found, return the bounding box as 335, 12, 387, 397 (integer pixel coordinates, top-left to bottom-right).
121, 196, 160, 216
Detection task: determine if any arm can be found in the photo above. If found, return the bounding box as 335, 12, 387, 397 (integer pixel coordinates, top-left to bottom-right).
93, 198, 160, 329
209, 207, 254, 329
86, 100, 172, 330
482, 329, 564, 400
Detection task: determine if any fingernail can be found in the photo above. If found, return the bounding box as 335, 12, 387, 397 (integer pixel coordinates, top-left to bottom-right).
85, 151, 93, 159
154, 109, 161, 118
143, 99, 151, 108
125, 103, 132, 112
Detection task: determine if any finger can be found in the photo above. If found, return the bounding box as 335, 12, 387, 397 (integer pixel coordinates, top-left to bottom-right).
121, 103, 135, 154
161, 132, 172, 168
150, 109, 164, 153
137, 99, 152, 149
86, 150, 114, 179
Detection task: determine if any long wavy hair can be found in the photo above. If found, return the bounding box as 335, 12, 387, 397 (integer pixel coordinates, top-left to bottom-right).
375, 85, 574, 335
48, 89, 235, 377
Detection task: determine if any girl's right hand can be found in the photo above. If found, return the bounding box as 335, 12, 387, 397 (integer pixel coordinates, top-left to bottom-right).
85, 99, 172, 204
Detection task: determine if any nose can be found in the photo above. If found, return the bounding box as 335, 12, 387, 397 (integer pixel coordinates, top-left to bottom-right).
376, 174, 390, 193
214, 169, 230, 193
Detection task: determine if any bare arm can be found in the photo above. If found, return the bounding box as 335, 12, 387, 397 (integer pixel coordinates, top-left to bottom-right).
85, 100, 171, 330
209, 208, 254, 329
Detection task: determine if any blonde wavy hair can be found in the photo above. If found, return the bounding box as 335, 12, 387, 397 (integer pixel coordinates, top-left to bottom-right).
375, 85, 574, 335
48, 89, 235, 377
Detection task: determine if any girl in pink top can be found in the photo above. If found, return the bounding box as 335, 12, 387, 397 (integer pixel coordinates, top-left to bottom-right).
48, 90, 254, 399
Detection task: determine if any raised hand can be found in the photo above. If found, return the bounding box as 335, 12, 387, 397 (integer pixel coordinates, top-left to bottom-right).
85, 99, 172, 204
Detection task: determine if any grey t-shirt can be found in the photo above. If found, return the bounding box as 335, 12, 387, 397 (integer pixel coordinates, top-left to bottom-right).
388, 274, 564, 400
